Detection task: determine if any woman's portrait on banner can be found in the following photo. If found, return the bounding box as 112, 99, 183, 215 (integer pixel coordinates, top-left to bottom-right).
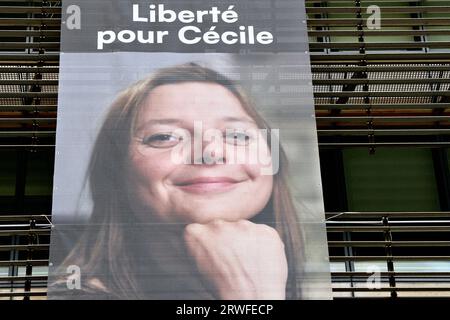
48, 0, 331, 302
50, 63, 311, 299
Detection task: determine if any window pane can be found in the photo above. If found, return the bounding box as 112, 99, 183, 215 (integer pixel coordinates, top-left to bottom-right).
0, 150, 16, 196
25, 150, 54, 196
343, 148, 440, 211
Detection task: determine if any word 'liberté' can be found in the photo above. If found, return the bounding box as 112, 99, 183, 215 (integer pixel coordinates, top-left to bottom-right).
97, 4, 274, 50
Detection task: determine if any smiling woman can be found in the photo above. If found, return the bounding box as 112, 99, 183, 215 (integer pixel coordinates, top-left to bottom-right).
50, 63, 304, 300
127, 81, 274, 224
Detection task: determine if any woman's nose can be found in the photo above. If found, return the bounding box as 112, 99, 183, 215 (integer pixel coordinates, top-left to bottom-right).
192, 132, 226, 165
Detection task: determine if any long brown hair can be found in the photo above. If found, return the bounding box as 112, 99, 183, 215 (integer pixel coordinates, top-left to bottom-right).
58, 63, 304, 299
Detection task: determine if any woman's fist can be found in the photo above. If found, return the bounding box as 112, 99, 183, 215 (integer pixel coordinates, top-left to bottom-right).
184, 219, 288, 300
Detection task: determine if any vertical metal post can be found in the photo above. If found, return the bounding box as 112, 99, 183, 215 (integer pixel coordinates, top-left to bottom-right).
382, 216, 397, 298
24, 218, 36, 300
343, 232, 356, 298
9, 235, 20, 300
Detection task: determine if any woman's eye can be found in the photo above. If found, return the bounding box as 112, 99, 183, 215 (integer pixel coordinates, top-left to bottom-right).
142, 133, 182, 148
225, 131, 252, 146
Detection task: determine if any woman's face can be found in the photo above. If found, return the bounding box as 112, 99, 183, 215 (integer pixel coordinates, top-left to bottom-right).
127, 82, 274, 224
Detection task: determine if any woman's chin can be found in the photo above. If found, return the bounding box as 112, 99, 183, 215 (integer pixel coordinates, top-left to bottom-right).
177, 208, 258, 224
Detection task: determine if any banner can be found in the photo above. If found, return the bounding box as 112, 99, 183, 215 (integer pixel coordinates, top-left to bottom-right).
48, 0, 332, 300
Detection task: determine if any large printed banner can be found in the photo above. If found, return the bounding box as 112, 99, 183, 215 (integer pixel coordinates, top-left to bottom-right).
48, 0, 332, 299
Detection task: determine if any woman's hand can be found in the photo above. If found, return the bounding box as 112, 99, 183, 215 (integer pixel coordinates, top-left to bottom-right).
183, 219, 288, 300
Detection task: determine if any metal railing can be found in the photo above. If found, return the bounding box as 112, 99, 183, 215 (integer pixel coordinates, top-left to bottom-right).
0, 212, 449, 299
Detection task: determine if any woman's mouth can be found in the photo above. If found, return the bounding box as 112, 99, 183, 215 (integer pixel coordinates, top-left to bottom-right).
174, 177, 244, 194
